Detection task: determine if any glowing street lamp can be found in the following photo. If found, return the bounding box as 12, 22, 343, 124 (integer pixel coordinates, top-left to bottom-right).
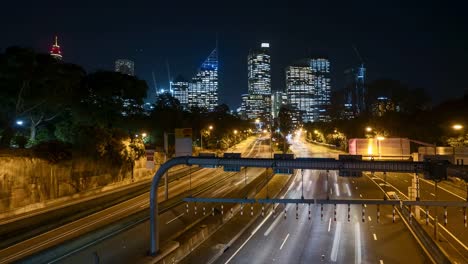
209, 125, 213, 130
234, 130, 238, 135
452, 124, 463, 130
142, 133, 147, 138
366, 127, 372, 132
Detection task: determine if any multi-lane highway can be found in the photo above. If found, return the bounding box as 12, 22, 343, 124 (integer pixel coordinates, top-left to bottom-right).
3, 133, 467, 263
213, 136, 430, 264
0, 137, 268, 263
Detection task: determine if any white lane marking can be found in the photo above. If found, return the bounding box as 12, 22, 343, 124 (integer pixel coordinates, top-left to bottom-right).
307, 180, 312, 192
346, 184, 352, 197
409, 173, 465, 200
367, 173, 468, 252
166, 213, 184, 225
296, 182, 302, 192
373, 233, 378, 240
330, 222, 342, 262
234, 180, 244, 186
380, 260, 384, 264
334, 183, 340, 196
368, 216, 372, 221
264, 212, 284, 236
355, 223, 362, 264
328, 217, 332, 232
225, 212, 272, 264
1, 199, 147, 263
279, 233, 290, 250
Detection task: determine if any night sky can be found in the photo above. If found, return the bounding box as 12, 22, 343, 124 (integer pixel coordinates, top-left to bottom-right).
2, 1, 467, 109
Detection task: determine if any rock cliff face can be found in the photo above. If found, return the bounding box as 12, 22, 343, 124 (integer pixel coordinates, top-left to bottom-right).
0, 152, 164, 213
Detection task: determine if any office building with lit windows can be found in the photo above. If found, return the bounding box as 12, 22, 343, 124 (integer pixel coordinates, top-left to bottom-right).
310, 58, 331, 122
271, 91, 288, 119
172, 75, 189, 109
188, 48, 218, 111
115, 59, 135, 76
286, 60, 314, 123
285, 58, 332, 123
242, 42, 272, 120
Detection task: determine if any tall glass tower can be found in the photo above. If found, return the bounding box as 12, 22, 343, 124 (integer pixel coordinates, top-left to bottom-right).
172, 75, 189, 109
344, 64, 366, 118
248, 43, 271, 95
310, 58, 331, 122
188, 48, 218, 111
243, 42, 271, 120
286, 61, 314, 123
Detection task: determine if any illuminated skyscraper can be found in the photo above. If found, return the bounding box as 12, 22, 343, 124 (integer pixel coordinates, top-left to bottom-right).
271, 91, 288, 119
286, 61, 314, 123
188, 48, 218, 111
285, 58, 331, 123
248, 43, 271, 95
344, 64, 366, 118
310, 58, 331, 122
50, 36, 62, 60
115, 59, 135, 76
172, 75, 189, 109
242, 42, 271, 120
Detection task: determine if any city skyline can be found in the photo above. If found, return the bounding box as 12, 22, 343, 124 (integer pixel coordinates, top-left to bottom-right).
1, 2, 467, 110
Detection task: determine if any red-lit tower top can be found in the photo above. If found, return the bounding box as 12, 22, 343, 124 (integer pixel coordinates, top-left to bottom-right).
50, 36, 62, 60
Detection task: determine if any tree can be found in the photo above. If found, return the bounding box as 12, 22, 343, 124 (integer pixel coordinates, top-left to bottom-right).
277, 106, 295, 153
0, 47, 86, 145
76, 71, 148, 128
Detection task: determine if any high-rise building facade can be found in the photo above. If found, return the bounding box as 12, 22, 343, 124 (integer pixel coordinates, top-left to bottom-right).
242, 42, 272, 120
115, 59, 135, 76
248, 43, 271, 95
285, 62, 314, 123
271, 91, 288, 119
172, 75, 189, 109
344, 64, 366, 118
188, 48, 218, 111
285, 58, 332, 123
50, 36, 62, 60
310, 58, 331, 122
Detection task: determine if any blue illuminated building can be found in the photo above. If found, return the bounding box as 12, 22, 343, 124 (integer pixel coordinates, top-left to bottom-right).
188, 48, 218, 111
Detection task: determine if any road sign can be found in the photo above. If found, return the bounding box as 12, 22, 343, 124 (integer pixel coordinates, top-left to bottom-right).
146, 149, 155, 169
175, 128, 192, 157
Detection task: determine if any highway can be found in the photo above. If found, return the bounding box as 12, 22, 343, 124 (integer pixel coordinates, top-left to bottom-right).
367, 171, 468, 262
0, 137, 270, 263
0, 136, 274, 263
214, 136, 429, 264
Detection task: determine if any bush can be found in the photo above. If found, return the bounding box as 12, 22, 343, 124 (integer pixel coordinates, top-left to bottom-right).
32, 140, 72, 163
13, 135, 28, 148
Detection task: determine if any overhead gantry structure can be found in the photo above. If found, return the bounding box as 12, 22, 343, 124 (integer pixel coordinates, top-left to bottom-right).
149, 155, 454, 255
